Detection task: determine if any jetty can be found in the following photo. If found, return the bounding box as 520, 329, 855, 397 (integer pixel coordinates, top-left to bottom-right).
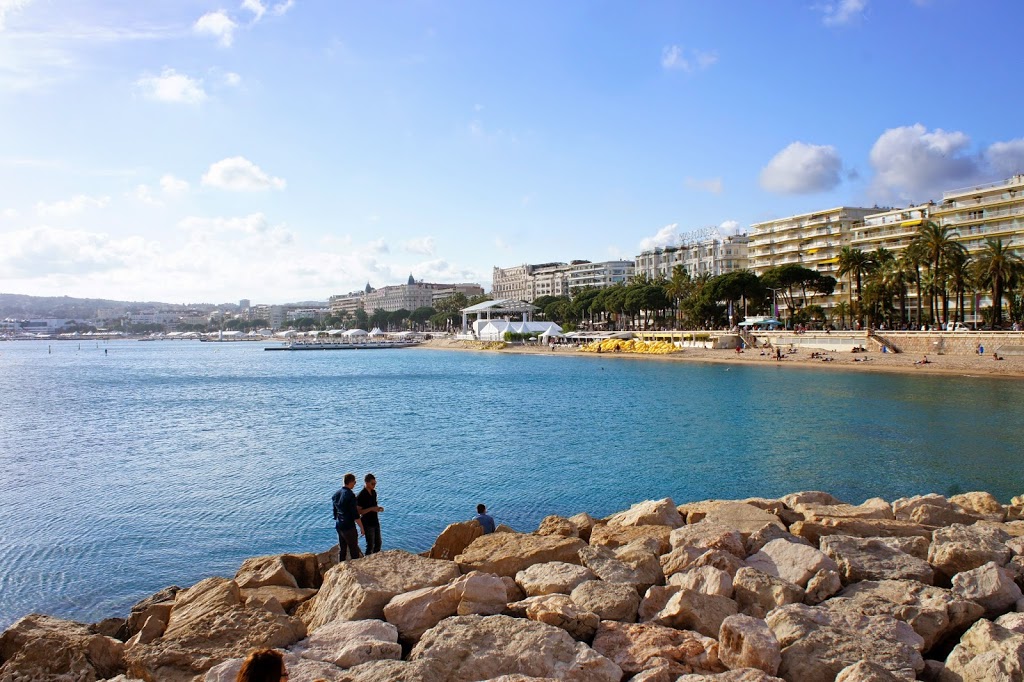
4, 489, 1024, 680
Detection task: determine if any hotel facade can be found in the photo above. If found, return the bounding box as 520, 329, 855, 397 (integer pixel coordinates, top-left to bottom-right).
634, 233, 750, 281
491, 260, 635, 303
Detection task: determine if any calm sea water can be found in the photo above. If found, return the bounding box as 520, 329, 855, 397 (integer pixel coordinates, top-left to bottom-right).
1, 339, 1023, 629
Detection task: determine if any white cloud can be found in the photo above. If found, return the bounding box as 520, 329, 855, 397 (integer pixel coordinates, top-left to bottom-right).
818, 0, 868, 26
404, 258, 477, 284
271, 0, 295, 16
719, 220, 742, 236
223, 71, 241, 87
36, 194, 110, 217
0, 0, 32, 30
136, 68, 206, 104
494, 237, 510, 250
0, 225, 151, 277
133, 184, 160, 205
760, 141, 843, 194
2, 207, 19, 219
986, 139, 1024, 178
160, 174, 189, 196
402, 237, 436, 256
366, 238, 389, 254
639, 223, 679, 251
194, 10, 237, 47
684, 176, 723, 194
661, 45, 718, 72
241, 0, 265, 21
868, 124, 978, 202
201, 156, 286, 191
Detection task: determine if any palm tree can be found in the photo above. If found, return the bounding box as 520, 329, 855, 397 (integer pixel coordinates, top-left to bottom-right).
831, 301, 851, 329
972, 238, 1024, 328
837, 246, 871, 325
912, 221, 966, 325
945, 248, 972, 324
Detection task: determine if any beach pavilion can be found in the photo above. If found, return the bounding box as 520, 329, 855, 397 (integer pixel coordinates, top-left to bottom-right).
460, 299, 538, 333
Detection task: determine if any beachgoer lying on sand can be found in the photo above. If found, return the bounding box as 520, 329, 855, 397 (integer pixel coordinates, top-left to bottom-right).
914, 355, 931, 365
993, 353, 1003, 361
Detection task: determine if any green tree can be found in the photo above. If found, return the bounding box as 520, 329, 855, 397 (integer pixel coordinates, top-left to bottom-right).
913, 221, 967, 324
354, 307, 369, 329
410, 306, 435, 330
972, 238, 1023, 328
837, 246, 871, 323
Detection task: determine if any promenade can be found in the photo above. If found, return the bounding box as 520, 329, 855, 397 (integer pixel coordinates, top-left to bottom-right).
420, 336, 1024, 380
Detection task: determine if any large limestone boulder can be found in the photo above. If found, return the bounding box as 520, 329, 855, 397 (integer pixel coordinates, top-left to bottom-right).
537, 515, 579, 538
383, 571, 507, 644
702, 503, 786, 539
591, 620, 725, 678
639, 585, 679, 623
940, 618, 1024, 681
790, 517, 931, 546
928, 524, 1012, 580
240, 585, 318, 613
732, 567, 804, 619
428, 520, 485, 560
804, 569, 843, 605
745, 538, 839, 588
507, 594, 600, 641
780, 491, 842, 508
589, 524, 673, 554
205, 651, 343, 682
300, 550, 461, 630
337, 658, 447, 682
661, 545, 704, 577
408, 615, 622, 681
650, 588, 739, 638
568, 513, 599, 542
516, 562, 596, 597
570, 580, 640, 622
578, 546, 661, 593
124, 585, 179, 637
795, 498, 895, 521
820, 535, 935, 585
690, 549, 745, 577
676, 672, 785, 682
0, 614, 125, 681
838, 579, 985, 651
951, 561, 1023, 618
950, 492, 1006, 521
766, 603, 924, 682
234, 552, 321, 589
893, 493, 953, 520
455, 533, 587, 578
607, 498, 685, 529
745, 526, 811, 556
289, 618, 401, 668
718, 614, 781, 676
834, 660, 907, 681
678, 500, 729, 524
910, 504, 980, 527
669, 565, 733, 598
125, 577, 306, 682
670, 523, 746, 559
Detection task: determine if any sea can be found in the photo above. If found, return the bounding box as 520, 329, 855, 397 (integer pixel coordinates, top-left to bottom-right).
1, 339, 1023, 629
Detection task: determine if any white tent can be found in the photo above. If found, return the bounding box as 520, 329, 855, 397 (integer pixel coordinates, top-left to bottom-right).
342, 328, 368, 338
274, 330, 298, 338
327, 329, 346, 336
368, 327, 385, 337
474, 319, 563, 341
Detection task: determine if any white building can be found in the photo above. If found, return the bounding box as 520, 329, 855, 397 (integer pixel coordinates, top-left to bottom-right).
634, 231, 749, 280
492, 260, 635, 302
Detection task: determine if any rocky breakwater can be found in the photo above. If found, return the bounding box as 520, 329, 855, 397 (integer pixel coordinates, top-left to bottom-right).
7, 492, 1024, 681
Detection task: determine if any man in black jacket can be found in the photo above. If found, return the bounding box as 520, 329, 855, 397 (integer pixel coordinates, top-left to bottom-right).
357, 473, 384, 554
332, 473, 364, 560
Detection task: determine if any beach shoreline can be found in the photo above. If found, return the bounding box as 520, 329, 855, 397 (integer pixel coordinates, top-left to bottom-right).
416, 337, 1024, 380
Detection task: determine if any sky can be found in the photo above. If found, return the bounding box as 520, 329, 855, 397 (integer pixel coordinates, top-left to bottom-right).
2, 0, 1023, 305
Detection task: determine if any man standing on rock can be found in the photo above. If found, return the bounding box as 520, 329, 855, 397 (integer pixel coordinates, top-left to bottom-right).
332, 473, 364, 561
357, 473, 384, 554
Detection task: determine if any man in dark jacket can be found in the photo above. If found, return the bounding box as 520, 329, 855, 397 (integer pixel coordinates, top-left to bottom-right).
357, 473, 384, 554
332, 473, 364, 560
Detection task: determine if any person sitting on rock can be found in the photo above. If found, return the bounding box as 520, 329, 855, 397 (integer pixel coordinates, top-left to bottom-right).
237, 649, 287, 682
475, 504, 496, 534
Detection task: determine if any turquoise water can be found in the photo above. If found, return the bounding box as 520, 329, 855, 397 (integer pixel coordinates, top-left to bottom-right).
1, 340, 1023, 629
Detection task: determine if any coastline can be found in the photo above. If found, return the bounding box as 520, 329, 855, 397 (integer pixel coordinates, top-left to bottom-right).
6, 489, 1024, 680
416, 337, 1024, 380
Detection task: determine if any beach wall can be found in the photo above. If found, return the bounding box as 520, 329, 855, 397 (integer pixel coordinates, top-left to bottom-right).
876, 331, 1024, 356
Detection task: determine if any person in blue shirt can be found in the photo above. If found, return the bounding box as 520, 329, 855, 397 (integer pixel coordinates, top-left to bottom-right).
475, 504, 496, 534
332, 473, 364, 561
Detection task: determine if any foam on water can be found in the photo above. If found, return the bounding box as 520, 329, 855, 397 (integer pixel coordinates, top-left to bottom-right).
1, 340, 1022, 628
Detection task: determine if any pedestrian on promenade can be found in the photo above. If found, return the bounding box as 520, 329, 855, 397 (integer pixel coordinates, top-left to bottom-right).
475, 504, 496, 534
236, 648, 287, 682
332, 473, 364, 561
357, 473, 384, 555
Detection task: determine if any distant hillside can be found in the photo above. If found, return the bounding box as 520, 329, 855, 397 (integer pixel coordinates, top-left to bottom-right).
0, 294, 225, 319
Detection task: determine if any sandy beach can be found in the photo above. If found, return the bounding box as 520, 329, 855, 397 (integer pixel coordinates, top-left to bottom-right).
418, 337, 1024, 380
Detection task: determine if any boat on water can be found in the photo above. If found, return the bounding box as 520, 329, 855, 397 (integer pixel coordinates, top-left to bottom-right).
265, 340, 420, 351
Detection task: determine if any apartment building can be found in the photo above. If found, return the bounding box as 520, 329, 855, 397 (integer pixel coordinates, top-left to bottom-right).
634, 233, 749, 280
932, 174, 1024, 258
748, 207, 879, 308
851, 204, 933, 253
351, 277, 485, 313
491, 260, 634, 302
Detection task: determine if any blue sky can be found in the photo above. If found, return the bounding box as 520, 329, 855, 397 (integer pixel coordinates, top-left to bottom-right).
2, 0, 1023, 304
